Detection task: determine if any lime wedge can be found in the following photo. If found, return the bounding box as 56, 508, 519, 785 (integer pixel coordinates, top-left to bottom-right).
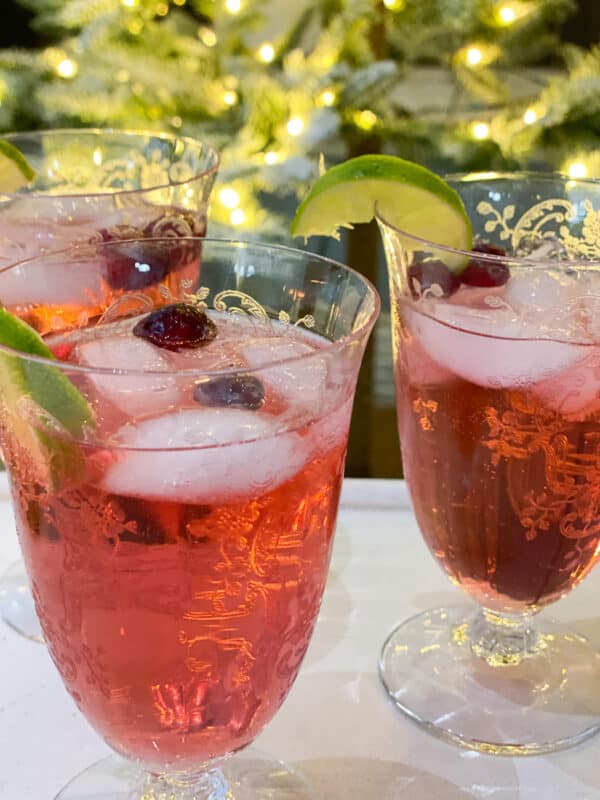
0, 140, 36, 192
0, 308, 94, 485
291, 155, 472, 268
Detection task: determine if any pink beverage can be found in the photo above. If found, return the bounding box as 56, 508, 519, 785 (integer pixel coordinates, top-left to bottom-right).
396, 264, 600, 614
0, 130, 218, 330
2, 255, 359, 773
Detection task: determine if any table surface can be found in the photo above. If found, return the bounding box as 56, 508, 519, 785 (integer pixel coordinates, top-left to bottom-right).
2, 475, 600, 800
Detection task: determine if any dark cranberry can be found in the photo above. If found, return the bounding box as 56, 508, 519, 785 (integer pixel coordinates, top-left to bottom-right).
461, 241, 509, 287
104, 242, 171, 291
133, 303, 217, 351
408, 259, 460, 298
194, 374, 265, 410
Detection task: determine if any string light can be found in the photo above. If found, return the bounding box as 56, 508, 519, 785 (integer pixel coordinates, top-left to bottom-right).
286, 117, 304, 136
498, 4, 516, 24
383, 0, 405, 8
173, 0, 186, 5
156, 2, 169, 16
121, 0, 138, 7
230, 209, 246, 225
465, 47, 483, 66
219, 187, 241, 209
223, 90, 238, 106
56, 58, 78, 78
264, 151, 280, 165
471, 122, 489, 140
568, 162, 588, 179
171, 116, 182, 128
257, 43, 275, 63
354, 110, 377, 131
318, 89, 336, 107
225, 0, 242, 12
198, 27, 217, 47
523, 108, 538, 125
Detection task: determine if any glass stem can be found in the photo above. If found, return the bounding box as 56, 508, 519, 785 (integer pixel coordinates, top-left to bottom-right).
468, 607, 542, 667
139, 766, 229, 800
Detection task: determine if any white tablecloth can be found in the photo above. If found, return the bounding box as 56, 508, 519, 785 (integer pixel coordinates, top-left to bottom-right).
2, 475, 600, 799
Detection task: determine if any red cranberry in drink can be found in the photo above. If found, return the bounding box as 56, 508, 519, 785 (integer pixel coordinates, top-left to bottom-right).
194, 374, 265, 410
461, 241, 510, 287
408, 259, 460, 298
133, 303, 217, 351
104, 242, 171, 291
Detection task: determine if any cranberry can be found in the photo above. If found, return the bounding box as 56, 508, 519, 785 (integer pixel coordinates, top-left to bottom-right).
104, 241, 171, 291
133, 303, 217, 351
408, 259, 460, 298
194, 374, 265, 410
461, 241, 510, 287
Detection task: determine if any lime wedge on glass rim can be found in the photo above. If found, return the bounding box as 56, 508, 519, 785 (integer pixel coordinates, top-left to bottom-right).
0, 139, 36, 192
0, 308, 94, 485
291, 155, 472, 270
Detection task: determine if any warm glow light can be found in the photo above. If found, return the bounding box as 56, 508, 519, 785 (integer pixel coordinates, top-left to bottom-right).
319, 89, 336, 107
223, 90, 238, 106
498, 5, 516, 24
121, 0, 138, 7
287, 117, 305, 136
523, 108, 538, 125
383, 0, 405, 8
354, 109, 377, 131
568, 162, 588, 179
264, 151, 279, 165
219, 187, 241, 209
466, 47, 483, 66
225, 0, 242, 12
230, 209, 246, 225
472, 122, 489, 140
173, 0, 186, 5
92, 148, 103, 166
198, 27, 217, 47
56, 58, 78, 78
171, 116, 182, 128
156, 2, 169, 15
258, 43, 275, 63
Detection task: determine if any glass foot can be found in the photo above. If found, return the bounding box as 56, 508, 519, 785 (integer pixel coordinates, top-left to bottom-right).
54, 748, 317, 799
379, 606, 600, 755
0, 559, 44, 643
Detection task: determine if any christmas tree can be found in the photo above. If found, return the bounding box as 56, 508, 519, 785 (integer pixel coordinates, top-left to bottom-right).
0, 0, 597, 240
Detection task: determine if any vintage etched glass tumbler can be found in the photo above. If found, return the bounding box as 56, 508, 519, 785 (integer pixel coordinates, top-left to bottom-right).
0, 128, 219, 641
0, 237, 378, 798
378, 173, 600, 754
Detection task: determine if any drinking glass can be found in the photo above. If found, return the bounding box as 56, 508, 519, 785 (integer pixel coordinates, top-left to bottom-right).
0, 236, 378, 798
0, 129, 219, 641
378, 173, 600, 754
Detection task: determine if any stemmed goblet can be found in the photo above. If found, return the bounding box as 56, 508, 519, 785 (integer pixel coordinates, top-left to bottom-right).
378, 173, 600, 754
0, 236, 378, 797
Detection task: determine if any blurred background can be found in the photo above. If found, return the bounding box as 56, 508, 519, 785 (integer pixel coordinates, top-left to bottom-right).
0, 0, 598, 477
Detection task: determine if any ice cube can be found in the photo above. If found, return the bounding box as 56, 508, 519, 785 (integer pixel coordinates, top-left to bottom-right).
241, 336, 328, 416
503, 270, 577, 315
406, 302, 583, 389
533, 352, 600, 419
309, 395, 354, 454
76, 336, 181, 417
102, 408, 310, 503
0, 250, 106, 308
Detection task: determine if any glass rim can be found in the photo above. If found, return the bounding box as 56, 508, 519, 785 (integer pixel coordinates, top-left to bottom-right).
375, 170, 600, 269
0, 236, 380, 378
0, 127, 221, 200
